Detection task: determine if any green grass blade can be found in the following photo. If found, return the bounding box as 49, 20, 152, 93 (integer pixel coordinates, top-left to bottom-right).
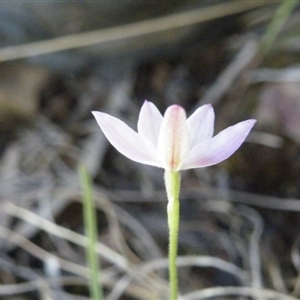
79, 165, 104, 300
260, 0, 298, 55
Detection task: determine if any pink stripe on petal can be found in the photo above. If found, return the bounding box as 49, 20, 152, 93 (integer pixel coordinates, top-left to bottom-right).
182, 119, 256, 170
187, 104, 215, 148
137, 101, 163, 147
92, 111, 162, 168
157, 105, 190, 171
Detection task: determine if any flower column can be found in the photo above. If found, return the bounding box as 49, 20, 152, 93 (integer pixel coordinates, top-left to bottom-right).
157, 105, 190, 299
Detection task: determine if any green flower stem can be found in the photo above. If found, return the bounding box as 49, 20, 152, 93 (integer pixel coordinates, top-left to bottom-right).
165, 171, 181, 300
79, 165, 104, 300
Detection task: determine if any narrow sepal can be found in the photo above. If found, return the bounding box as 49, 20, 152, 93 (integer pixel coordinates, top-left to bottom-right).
92, 111, 162, 167
182, 119, 256, 169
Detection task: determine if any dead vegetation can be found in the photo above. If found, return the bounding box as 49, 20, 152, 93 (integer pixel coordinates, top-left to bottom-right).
0, 1, 300, 299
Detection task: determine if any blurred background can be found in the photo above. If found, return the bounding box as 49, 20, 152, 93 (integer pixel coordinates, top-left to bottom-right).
1, 1, 300, 299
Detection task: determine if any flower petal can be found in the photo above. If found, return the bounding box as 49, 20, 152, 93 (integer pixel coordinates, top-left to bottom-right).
187, 104, 215, 148
137, 101, 163, 147
92, 111, 162, 167
181, 119, 256, 169
157, 105, 190, 171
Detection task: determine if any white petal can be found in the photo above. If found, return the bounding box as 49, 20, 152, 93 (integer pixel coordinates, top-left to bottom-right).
92, 111, 162, 168
187, 104, 215, 148
157, 105, 190, 171
181, 119, 256, 169
137, 101, 163, 146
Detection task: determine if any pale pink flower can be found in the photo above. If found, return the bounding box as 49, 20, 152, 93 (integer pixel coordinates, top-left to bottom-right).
92, 101, 256, 172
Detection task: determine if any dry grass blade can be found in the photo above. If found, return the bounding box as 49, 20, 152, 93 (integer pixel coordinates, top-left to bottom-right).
238, 206, 263, 288
141, 255, 249, 284
3, 201, 127, 271
2, 202, 171, 299
0, 225, 89, 278
0, 279, 50, 296
197, 39, 258, 107
0, 1, 271, 62
230, 190, 300, 211
183, 286, 299, 300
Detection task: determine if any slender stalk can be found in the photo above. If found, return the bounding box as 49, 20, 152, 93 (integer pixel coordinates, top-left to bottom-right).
165, 171, 181, 300
79, 165, 103, 300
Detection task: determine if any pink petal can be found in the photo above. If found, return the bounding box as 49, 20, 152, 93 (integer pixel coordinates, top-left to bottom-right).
181, 119, 256, 170
137, 101, 163, 147
187, 104, 215, 148
92, 111, 162, 168
157, 105, 190, 171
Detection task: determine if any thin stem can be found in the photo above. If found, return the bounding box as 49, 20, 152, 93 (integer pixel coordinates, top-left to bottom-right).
165, 171, 181, 300
79, 165, 104, 300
